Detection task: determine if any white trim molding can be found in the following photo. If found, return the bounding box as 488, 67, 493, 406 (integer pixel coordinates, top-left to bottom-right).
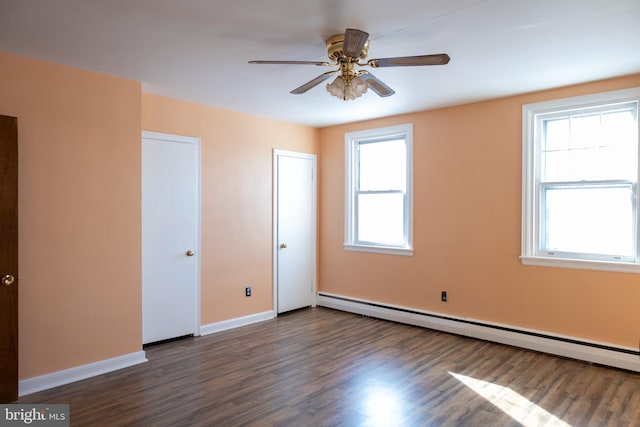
343, 243, 413, 256
520, 255, 640, 273
200, 311, 275, 336
141, 130, 200, 145
344, 123, 414, 256
521, 87, 640, 272
19, 351, 148, 397
317, 292, 640, 373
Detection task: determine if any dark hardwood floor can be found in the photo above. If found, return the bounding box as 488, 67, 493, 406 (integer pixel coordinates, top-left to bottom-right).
17, 307, 640, 426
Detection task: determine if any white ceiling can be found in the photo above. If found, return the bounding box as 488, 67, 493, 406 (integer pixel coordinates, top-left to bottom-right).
1, 0, 639, 127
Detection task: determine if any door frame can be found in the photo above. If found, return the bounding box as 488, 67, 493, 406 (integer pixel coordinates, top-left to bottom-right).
142, 130, 201, 341
272, 149, 317, 315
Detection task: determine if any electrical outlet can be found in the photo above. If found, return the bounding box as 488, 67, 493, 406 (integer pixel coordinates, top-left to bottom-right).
441, 291, 447, 302
245, 286, 252, 297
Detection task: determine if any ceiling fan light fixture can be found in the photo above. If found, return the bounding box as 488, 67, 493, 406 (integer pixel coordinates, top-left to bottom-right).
326, 75, 368, 101
249, 28, 450, 100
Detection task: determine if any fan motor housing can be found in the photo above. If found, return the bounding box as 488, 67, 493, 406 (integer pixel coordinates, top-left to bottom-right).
326, 33, 369, 61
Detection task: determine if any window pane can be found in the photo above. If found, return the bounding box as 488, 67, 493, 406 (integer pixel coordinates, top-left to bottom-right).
542, 150, 571, 182
357, 193, 404, 246
541, 109, 637, 182
544, 118, 570, 151
568, 148, 605, 180
359, 139, 406, 191
543, 186, 634, 257
601, 110, 638, 179
570, 113, 601, 149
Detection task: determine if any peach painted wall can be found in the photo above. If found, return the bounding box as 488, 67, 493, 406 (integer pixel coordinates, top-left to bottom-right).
319, 74, 640, 349
141, 94, 319, 324
0, 52, 142, 379
3, 44, 636, 382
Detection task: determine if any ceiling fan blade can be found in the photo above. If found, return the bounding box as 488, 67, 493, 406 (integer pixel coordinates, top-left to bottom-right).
368, 53, 450, 67
290, 71, 338, 94
249, 60, 331, 66
359, 72, 395, 97
343, 28, 369, 58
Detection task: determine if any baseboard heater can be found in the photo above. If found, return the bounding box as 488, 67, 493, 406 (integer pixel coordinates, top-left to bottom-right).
316, 292, 640, 373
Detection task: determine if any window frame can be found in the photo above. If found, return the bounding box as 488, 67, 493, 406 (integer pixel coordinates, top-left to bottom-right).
521, 87, 640, 273
344, 123, 413, 256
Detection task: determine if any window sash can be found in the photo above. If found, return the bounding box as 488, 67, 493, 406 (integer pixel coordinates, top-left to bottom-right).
344, 124, 413, 256
355, 190, 406, 247
537, 180, 636, 262
354, 139, 408, 247
538, 105, 638, 183
356, 139, 407, 192
522, 87, 640, 272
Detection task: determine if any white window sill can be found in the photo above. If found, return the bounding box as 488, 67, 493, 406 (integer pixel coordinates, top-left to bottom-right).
520, 255, 640, 274
344, 243, 413, 256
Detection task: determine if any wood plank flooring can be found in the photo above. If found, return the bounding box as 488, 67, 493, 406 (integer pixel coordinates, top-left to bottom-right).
17, 307, 640, 426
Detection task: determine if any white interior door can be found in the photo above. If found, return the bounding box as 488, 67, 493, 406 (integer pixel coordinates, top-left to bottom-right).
142, 131, 200, 344
274, 150, 317, 314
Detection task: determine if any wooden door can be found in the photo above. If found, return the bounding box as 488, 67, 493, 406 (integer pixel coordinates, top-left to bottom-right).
274, 150, 316, 313
142, 131, 200, 344
0, 115, 18, 402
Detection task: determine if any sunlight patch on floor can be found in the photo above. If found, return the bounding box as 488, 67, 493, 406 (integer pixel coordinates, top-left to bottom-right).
361, 385, 405, 427
450, 372, 572, 427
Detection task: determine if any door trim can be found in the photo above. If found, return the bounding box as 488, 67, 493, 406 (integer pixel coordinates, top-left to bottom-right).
141, 130, 201, 339
273, 150, 317, 315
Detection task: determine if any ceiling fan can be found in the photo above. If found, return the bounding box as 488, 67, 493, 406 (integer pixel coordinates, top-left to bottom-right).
249, 28, 450, 101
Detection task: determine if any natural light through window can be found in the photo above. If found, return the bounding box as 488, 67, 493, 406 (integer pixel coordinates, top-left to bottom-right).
345, 123, 413, 256
361, 385, 404, 426
543, 185, 633, 256
450, 372, 572, 427
522, 87, 640, 272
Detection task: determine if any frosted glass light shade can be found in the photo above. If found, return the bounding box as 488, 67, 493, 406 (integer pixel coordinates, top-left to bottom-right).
326, 75, 368, 100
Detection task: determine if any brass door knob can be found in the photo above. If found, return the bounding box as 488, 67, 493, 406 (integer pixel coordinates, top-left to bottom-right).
2, 275, 15, 286
279, 243, 287, 249
186, 250, 195, 257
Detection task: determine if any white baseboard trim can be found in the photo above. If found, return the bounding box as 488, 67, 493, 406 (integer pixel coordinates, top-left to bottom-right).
19, 350, 148, 397
200, 310, 275, 336
317, 292, 640, 372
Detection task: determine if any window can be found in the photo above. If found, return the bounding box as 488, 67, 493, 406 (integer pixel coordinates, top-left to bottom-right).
522, 87, 640, 272
345, 123, 413, 256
